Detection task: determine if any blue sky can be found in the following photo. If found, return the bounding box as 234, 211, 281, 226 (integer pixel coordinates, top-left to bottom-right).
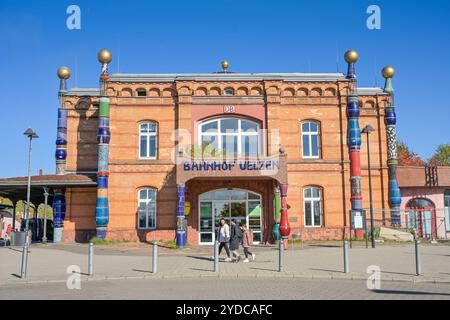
0, 0, 449, 177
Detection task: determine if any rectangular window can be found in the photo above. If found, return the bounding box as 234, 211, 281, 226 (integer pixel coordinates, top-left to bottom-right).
149, 136, 157, 158
139, 123, 158, 159
311, 135, 319, 157
305, 201, 312, 226
301, 121, 320, 159
302, 135, 310, 157
140, 136, 147, 158
138, 189, 157, 229
304, 187, 322, 227
241, 135, 258, 158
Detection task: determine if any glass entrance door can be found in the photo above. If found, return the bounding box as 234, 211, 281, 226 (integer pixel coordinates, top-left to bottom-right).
198, 189, 262, 245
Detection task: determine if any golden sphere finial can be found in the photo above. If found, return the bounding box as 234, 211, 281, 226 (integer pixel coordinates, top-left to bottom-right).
57, 66, 71, 80
98, 49, 112, 64
221, 60, 229, 71
382, 66, 395, 78
344, 50, 359, 63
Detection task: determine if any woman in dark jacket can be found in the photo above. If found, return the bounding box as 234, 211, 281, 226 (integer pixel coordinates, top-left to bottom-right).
229, 219, 242, 262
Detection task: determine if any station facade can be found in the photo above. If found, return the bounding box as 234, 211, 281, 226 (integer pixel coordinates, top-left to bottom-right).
49, 52, 399, 245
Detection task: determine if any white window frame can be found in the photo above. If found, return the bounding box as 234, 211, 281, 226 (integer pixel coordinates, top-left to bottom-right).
303, 187, 323, 227
137, 188, 157, 230
198, 117, 261, 159
139, 122, 158, 159
301, 121, 320, 159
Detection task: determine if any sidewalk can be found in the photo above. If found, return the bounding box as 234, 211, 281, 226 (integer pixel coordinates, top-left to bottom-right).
1, 242, 449, 285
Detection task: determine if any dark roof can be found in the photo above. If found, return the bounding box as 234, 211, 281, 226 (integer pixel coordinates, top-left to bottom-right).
0, 174, 97, 186
0, 174, 97, 204
398, 166, 450, 188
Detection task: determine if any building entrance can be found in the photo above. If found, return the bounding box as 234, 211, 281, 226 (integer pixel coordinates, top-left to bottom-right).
198, 188, 262, 245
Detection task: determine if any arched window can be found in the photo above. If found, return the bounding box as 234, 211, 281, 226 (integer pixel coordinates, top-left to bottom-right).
406, 198, 436, 239
301, 121, 320, 159
138, 188, 157, 229
139, 122, 158, 159
406, 198, 434, 208
304, 187, 322, 227
199, 117, 260, 159
224, 88, 235, 96
136, 89, 147, 97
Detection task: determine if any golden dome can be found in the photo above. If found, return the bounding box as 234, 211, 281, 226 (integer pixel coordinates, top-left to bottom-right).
382, 66, 395, 78
98, 49, 112, 64
221, 60, 229, 71
57, 66, 71, 80
344, 50, 359, 63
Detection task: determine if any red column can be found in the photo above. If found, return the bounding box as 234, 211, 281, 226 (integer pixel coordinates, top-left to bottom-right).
279, 184, 290, 248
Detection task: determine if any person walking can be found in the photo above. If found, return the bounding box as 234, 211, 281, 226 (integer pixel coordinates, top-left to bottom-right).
217, 219, 231, 262
241, 222, 255, 262
229, 219, 242, 262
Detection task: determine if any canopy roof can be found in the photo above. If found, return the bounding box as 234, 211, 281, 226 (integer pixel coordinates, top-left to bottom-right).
0, 174, 96, 204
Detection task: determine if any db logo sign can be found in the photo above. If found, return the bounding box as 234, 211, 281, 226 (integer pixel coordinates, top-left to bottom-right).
224, 105, 236, 113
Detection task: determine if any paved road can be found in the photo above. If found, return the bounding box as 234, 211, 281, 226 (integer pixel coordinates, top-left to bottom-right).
2, 243, 449, 284
1, 278, 449, 300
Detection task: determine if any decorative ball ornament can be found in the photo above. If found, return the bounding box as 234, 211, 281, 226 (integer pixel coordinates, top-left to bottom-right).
98, 50, 112, 64
382, 66, 395, 78
221, 60, 229, 71
57, 66, 71, 79
344, 50, 359, 63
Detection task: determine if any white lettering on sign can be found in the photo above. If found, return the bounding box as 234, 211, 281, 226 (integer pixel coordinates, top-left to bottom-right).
223, 105, 236, 113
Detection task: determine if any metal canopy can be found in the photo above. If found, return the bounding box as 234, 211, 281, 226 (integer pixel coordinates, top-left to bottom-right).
0, 174, 97, 205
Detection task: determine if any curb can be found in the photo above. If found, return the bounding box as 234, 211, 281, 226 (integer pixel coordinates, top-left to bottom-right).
1, 272, 449, 286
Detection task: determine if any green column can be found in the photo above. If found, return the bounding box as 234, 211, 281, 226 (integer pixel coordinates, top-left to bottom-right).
272, 187, 281, 242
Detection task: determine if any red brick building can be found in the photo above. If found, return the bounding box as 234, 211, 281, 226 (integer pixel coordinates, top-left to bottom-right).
49, 56, 397, 244
0, 55, 398, 245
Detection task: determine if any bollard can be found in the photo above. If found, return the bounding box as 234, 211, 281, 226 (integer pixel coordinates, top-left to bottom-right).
278, 240, 284, 272
343, 240, 349, 274
415, 239, 421, 276
88, 243, 94, 276
152, 242, 158, 273
214, 241, 219, 272
20, 243, 29, 279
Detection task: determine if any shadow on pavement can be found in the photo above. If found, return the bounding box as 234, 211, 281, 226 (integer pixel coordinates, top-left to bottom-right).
250, 267, 277, 272
187, 255, 214, 262
373, 289, 450, 296
132, 269, 152, 274
309, 268, 342, 273
189, 268, 213, 272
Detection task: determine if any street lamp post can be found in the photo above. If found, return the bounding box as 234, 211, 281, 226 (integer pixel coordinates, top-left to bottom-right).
21, 128, 38, 278
361, 125, 375, 248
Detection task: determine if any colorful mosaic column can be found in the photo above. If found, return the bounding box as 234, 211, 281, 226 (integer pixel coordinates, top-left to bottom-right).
96, 50, 112, 239
272, 186, 281, 242
345, 50, 364, 232
279, 184, 290, 241
53, 189, 66, 242
382, 66, 401, 226
53, 67, 70, 242
56, 67, 70, 175
176, 184, 186, 247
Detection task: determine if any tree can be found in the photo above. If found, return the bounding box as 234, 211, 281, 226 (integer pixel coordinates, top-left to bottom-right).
397, 141, 425, 166
429, 144, 450, 166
